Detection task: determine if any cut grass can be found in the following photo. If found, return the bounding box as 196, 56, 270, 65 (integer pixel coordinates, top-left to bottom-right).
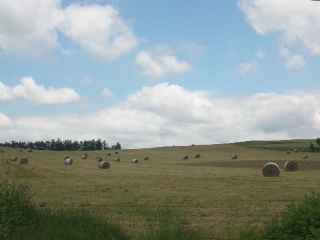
1, 140, 320, 239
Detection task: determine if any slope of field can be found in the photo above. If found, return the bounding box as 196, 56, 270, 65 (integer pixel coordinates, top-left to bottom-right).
1, 142, 319, 239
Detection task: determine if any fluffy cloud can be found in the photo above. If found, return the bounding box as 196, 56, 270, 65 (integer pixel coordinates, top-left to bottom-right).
238, 0, 320, 64
0, 77, 80, 105
0, 0, 62, 57
135, 48, 192, 79
101, 88, 113, 98
59, 4, 138, 60
2, 83, 320, 148
279, 47, 306, 69
0, 1, 138, 60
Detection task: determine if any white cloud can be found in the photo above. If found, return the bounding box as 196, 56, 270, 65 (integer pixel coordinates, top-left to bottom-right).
0, 77, 80, 105
0, 1, 138, 60
59, 4, 138, 61
0, 113, 15, 129
101, 88, 113, 98
236, 60, 259, 76
238, 0, 320, 62
0, 0, 62, 57
2, 83, 320, 148
279, 47, 306, 70
135, 49, 192, 79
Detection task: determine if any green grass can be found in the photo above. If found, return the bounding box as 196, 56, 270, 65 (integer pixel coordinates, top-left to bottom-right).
1, 139, 320, 239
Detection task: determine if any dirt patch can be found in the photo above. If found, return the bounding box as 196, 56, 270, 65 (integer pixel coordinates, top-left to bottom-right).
180, 160, 320, 171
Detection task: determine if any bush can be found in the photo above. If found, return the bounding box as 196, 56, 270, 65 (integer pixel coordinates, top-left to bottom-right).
263, 192, 320, 240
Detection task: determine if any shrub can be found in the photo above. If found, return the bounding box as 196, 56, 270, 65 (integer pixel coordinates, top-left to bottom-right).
263, 192, 320, 240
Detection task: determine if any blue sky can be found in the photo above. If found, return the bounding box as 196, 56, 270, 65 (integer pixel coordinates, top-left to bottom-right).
1, 0, 320, 148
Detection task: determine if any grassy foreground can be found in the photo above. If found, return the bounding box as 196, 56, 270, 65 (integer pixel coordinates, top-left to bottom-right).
1, 140, 320, 239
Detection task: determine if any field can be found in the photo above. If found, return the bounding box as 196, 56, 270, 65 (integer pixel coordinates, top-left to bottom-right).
1, 139, 320, 239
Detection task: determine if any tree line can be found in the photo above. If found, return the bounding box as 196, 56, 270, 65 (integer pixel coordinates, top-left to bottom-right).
0, 138, 121, 151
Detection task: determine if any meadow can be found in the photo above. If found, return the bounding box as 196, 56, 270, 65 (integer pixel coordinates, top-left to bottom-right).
1, 139, 320, 239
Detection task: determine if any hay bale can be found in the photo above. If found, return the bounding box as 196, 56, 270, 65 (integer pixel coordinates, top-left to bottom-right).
294, 149, 298, 153
302, 154, 308, 159
64, 158, 73, 165
144, 156, 149, 160
64, 155, 70, 160
106, 152, 111, 156
115, 151, 119, 154
81, 153, 87, 159
28, 149, 32, 152
19, 157, 29, 165
114, 158, 120, 162
132, 158, 138, 163
262, 163, 280, 177
19, 149, 23, 152
10, 156, 18, 162
287, 151, 291, 154
99, 161, 110, 169
231, 154, 237, 159
0, 149, 4, 153
194, 153, 200, 158
182, 155, 188, 160
96, 156, 103, 162
284, 161, 298, 171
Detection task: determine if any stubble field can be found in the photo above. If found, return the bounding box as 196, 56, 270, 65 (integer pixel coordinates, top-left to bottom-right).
1, 140, 320, 239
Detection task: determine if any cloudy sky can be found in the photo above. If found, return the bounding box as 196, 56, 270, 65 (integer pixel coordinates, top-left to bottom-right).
1, 0, 320, 149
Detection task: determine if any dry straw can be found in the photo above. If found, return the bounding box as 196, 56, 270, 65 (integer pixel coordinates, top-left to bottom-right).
182, 155, 188, 160
284, 161, 298, 171
106, 152, 111, 156
132, 158, 139, 163
64, 155, 70, 160
82, 153, 87, 159
114, 158, 120, 162
10, 156, 18, 162
231, 154, 237, 159
19, 157, 29, 165
99, 161, 110, 169
96, 157, 103, 162
144, 156, 149, 160
302, 154, 308, 159
262, 162, 280, 177
115, 151, 119, 154
287, 151, 291, 154
194, 153, 200, 158
64, 158, 73, 165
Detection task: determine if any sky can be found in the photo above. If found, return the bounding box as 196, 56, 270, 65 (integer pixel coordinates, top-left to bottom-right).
1, 0, 320, 149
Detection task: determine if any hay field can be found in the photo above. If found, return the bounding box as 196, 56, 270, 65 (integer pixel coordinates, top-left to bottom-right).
1, 143, 320, 238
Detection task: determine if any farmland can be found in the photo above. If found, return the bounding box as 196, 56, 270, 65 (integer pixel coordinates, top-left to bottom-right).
1, 140, 320, 239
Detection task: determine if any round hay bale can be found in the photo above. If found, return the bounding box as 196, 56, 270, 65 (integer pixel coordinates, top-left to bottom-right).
19, 149, 23, 152
114, 158, 120, 162
284, 161, 298, 171
81, 153, 87, 159
182, 155, 188, 160
64, 155, 70, 160
262, 163, 280, 177
19, 157, 29, 165
144, 156, 149, 160
28, 149, 32, 152
0, 149, 4, 153
99, 161, 110, 169
302, 154, 308, 159
10, 156, 18, 162
231, 154, 237, 159
132, 158, 138, 163
287, 151, 291, 154
106, 152, 111, 156
194, 153, 200, 158
64, 158, 73, 165
294, 149, 298, 153
96, 156, 103, 162
115, 151, 119, 154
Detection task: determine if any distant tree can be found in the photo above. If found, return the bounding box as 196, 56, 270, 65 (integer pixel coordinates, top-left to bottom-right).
316, 137, 320, 148
111, 142, 121, 150
309, 143, 315, 152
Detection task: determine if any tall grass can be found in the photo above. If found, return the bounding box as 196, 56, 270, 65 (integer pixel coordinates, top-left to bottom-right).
140, 199, 203, 240
0, 177, 130, 240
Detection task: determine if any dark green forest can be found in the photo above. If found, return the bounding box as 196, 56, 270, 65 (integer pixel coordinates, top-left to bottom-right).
0, 139, 121, 151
